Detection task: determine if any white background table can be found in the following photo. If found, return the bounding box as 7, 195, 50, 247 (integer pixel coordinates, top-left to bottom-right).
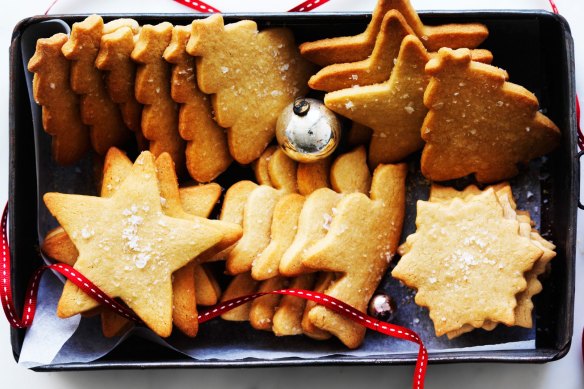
0, 0, 582, 387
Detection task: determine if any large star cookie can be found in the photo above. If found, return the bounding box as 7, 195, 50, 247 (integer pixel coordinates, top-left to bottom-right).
325, 35, 430, 168
186, 15, 314, 164
392, 187, 543, 337
44, 151, 228, 337
420, 48, 560, 183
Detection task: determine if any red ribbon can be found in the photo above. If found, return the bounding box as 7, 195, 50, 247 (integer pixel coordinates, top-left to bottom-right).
1, 203, 427, 388
171, 0, 330, 13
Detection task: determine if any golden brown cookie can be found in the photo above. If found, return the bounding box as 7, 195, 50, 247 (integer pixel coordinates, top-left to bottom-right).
299, 0, 488, 66
252, 145, 278, 186
303, 164, 407, 348
252, 193, 305, 280
132, 23, 186, 171
268, 149, 298, 193
186, 14, 314, 164
46, 151, 229, 337
61, 15, 131, 155
301, 272, 334, 340
249, 276, 288, 331
421, 48, 561, 183
308, 10, 413, 92
279, 188, 342, 276
95, 23, 147, 150
392, 187, 543, 337
330, 146, 372, 194
226, 185, 284, 275
28, 33, 90, 165
297, 158, 331, 196
164, 25, 232, 182
220, 272, 259, 321
178, 183, 222, 218
193, 264, 222, 306
346, 122, 373, 147
325, 35, 430, 168
272, 273, 315, 336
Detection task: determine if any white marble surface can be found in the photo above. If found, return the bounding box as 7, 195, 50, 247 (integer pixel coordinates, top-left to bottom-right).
0, 0, 582, 387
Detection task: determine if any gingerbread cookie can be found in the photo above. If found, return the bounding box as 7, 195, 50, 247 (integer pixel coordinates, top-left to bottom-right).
164, 25, 232, 182
28, 33, 90, 165
186, 15, 314, 164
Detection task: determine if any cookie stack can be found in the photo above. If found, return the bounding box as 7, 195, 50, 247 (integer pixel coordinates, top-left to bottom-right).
392, 184, 555, 338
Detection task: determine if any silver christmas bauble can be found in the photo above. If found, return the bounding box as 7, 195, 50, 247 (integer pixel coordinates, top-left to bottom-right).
368, 293, 397, 322
275, 98, 341, 163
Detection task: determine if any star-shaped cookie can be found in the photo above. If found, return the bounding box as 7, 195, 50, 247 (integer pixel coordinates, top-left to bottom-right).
325, 35, 430, 168
392, 188, 543, 336
308, 10, 413, 92
299, 0, 488, 66
44, 151, 227, 337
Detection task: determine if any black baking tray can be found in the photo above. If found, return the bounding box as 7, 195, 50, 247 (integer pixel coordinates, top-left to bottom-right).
8, 10, 579, 369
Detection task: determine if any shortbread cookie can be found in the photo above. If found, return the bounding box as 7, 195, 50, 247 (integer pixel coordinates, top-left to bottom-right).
297, 158, 331, 196
226, 185, 284, 274
193, 264, 222, 306
132, 23, 185, 171
28, 33, 90, 165
46, 151, 229, 337
299, 0, 488, 66
41, 147, 133, 264
421, 48, 561, 183
249, 276, 289, 331
61, 15, 131, 155
392, 187, 543, 337
164, 25, 232, 182
330, 146, 372, 194
279, 188, 342, 277
95, 23, 147, 149
303, 163, 407, 348
346, 122, 373, 147
252, 193, 305, 280
186, 14, 314, 164
268, 149, 298, 193
253, 146, 278, 186
325, 35, 430, 168
178, 183, 222, 217
308, 10, 413, 92
302, 272, 334, 340
220, 272, 259, 321
272, 273, 316, 336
